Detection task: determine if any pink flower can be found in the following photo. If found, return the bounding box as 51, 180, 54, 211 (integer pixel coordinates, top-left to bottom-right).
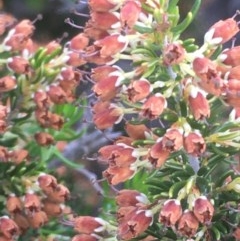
205, 18, 239, 44
140, 94, 167, 120
94, 34, 127, 58
177, 210, 199, 238
184, 132, 206, 156
127, 79, 151, 102
159, 199, 182, 226
193, 196, 214, 224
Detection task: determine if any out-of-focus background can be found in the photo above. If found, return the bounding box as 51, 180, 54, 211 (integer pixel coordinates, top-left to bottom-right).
1, 0, 240, 215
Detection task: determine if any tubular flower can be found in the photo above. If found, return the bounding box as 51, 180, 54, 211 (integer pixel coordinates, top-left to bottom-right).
120, 0, 141, 29
163, 42, 186, 66
177, 210, 199, 238
162, 128, 183, 152
140, 94, 167, 120
116, 189, 149, 207
118, 208, 153, 240
92, 75, 119, 101
94, 34, 128, 58
219, 46, 240, 67
184, 132, 206, 156
0, 76, 16, 92
159, 199, 183, 226
88, 0, 117, 12
193, 57, 225, 96
187, 86, 210, 120
89, 12, 119, 30
148, 140, 170, 168
103, 165, 135, 185
98, 144, 136, 167
92, 101, 123, 129
74, 216, 106, 234
204, 17, 239, 45
125, 122, 150, 140
127, 79, 151, 102
193, 196, 214, 224
0, 216, 19, 239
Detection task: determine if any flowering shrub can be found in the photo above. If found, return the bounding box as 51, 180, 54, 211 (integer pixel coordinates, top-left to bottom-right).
0, 0, 240, 240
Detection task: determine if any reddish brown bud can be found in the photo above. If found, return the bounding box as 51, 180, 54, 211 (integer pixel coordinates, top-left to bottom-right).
184, 132, 206, 156
13, 19, 35, 36
140, 94, 167, 120
13, 213, 30, 232
45, 40, 61, 54
8, 149, 28, 164
34, 132, 54, 146
42, 199, 63, 217
125, 123, 150, 140
90, 12, 119, 30
116, 189, 148, 207
162, 128, 183, 152
163, 43, 185, 65
92, 101, 123, 130
69, 33, 89, 51
159, 199, 182, 226
193, 196, 214, 224
34, 91, 51, 109
37, 174, 58, 195
127, 79, 151, 103
23, 193, 41, 213
47, 184, 70, 203
89, 0, 116, 12
149, 140, 170, 168
74, 216, 106, 234
27, 211, 48, 229
6, 195, 22, 214
118, 208, 153, 240
120, 1, 141, 29
177, 211, 199, 238
233, 227, 240, 240
94, 34, 127, 58
7, 56, 30, 74
47, 85, 68, 104
0, 216, 19, 239
0, 76, 16, 92
205, 18, 239, 44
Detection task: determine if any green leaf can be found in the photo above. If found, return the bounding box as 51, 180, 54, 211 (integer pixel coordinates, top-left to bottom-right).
172, 0, 201, 36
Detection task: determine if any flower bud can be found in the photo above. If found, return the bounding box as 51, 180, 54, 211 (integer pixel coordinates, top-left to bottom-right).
89, 0, 116, 12
116, 189, 149, 207
34, 132, 54, 146
118, 208, 153, 240
193, 196, 214, 224
7, 56, 30, 74
6, 195, 22, 214
177, 210, 199, 237
0, 76, 16, 92
69, 33, 89, 51
184, 132, 206, 156
37, 173, 58, 195
23, 193, 41, 214
205, 18, 239, 44
0, 216, 19, 239
42, 199, 63, 217
163, 43, 185, 65
159, 199, 182, 226
127, 79, 151, 103
47, 184, 70, 203
140, 94, 167, 120
74, 216, 106, 234
27, 211, 48, 229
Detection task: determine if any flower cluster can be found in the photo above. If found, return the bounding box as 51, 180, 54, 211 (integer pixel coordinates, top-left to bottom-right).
63, 0, 240, 240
